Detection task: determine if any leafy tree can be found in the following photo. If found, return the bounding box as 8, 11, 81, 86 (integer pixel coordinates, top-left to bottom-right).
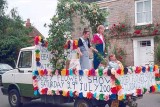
0, 0, 6, 16
48, 0, 107, 70
0, 0, 31, 67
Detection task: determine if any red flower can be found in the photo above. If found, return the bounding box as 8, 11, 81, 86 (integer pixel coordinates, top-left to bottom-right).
34, 87, 38, 91
155, 73, 159, 77
121, 24, 125, 28
88, 70, 92, 76
32, 76, 36, 80
135, 67, 141, 73
111, 74, 116, 80
136, 89, 142, 95
39, 70, 44, 76
152, 30, 158, 35
134, 30, 141, 35
66, 91, 70, 97
156, 23, 159, 26
34, 36, 39, 45
36, 58, 40, 62
64, 44, 68, 49
87, 92, 93, 99
118, 56, 123, 60
111, 87, 118, 94
151, 86, 156, 92
116, 85, 122, 91
116, 69, 121, 75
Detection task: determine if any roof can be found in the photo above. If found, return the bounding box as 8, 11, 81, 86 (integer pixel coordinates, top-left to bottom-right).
21, 46, 36, 51
26, 19, 45, 39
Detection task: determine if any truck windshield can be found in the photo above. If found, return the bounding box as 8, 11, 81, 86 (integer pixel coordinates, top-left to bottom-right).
18, 51, 32, 68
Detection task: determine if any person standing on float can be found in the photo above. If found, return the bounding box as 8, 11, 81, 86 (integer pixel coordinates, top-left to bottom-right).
77, 28, 98, 70
92, 25, 105, 69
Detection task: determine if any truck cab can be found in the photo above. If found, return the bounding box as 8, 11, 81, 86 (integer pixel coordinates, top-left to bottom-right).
1, 46, 37, 107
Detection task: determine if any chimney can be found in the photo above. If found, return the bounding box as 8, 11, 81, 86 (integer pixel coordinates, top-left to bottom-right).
26, 18, 31, 28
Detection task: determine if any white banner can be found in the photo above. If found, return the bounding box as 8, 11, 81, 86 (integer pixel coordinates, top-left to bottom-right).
37, 75, 111, 95
118, 72, 156, 94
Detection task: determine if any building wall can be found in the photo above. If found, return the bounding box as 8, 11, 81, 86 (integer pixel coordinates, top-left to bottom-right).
96, 0, 160, 66
152, 0, 160, 23
78, 0, 160, 66
108, 37, 134, 66
97, 0, 160, 27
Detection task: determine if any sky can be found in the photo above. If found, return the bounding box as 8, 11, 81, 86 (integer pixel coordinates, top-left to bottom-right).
6, 0, 58, 38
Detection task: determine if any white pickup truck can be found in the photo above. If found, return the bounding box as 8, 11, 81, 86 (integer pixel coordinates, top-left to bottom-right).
1, 37, 159, 107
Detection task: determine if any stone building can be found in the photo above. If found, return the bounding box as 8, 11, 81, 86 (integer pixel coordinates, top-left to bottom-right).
80, 0, 160, 66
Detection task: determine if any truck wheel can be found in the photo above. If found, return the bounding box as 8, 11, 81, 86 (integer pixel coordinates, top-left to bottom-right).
74, 99, 93, 107
8, 89, 22, 107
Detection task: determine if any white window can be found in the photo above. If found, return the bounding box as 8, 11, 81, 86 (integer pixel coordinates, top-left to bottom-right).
135, 0, 152, 25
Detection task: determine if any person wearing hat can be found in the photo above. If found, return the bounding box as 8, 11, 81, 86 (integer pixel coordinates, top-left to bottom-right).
77, 28, 98, 70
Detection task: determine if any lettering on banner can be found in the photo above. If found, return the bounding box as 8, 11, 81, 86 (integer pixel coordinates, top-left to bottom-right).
118, 72, 156, 94
37, 75, 111, 94
38, 46, 53, 69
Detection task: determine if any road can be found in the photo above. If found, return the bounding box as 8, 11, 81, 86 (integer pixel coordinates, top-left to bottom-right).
0, 87, 160, 107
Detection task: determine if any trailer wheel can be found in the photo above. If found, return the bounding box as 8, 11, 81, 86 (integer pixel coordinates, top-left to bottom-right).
8, 89, 22, 107
74, 99, 93, 107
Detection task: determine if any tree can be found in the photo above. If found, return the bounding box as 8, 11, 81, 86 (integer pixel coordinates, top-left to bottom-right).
48, 0, 107, 70
0, 0, 6, 16
0, 0, 31, 67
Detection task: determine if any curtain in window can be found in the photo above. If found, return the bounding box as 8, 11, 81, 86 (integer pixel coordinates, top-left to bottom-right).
137, 2, 143, 23
144, 0, 151, 23
136, 0, 151, 24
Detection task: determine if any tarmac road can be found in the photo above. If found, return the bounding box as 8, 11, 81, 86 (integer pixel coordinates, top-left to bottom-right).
0, 86, 160, 107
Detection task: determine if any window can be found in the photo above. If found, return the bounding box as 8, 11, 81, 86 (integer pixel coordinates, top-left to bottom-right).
140, 40, 151, 47
18, 51, 32, 68
135, 0, 152, 25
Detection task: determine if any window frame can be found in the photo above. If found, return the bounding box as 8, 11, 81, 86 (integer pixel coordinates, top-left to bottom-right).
135, 0, 152, 25
18, 51, 32, 68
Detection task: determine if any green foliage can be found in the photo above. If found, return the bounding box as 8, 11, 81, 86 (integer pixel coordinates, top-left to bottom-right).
113, 46, 126, 66
155, 43, 160, 65
48, 0, 108, 70
134, 24, 160, 36
109, 22, 131, 37
0, 2, 31, 67
0, 0, 6, 16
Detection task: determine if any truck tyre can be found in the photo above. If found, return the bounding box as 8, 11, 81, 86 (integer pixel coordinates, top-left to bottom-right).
74, 99, 93, 107
8, 89, 22, 107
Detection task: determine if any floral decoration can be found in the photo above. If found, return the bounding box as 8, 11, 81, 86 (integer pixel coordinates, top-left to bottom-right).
109, 23, 160, 37
33, 36, 160, 101
134, 23, 160, 36
64, 40, 78, 50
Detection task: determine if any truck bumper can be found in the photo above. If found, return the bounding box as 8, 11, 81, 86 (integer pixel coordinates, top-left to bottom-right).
1, 87, 8, 95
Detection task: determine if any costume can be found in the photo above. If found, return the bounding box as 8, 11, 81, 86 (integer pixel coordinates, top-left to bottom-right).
92, 33, 105, 69
108, 61, 119, 69
78, 37, 91, 70
108, 60, 124, 70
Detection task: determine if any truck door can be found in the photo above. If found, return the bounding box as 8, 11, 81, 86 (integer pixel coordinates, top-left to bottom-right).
14, 51, 34, 97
